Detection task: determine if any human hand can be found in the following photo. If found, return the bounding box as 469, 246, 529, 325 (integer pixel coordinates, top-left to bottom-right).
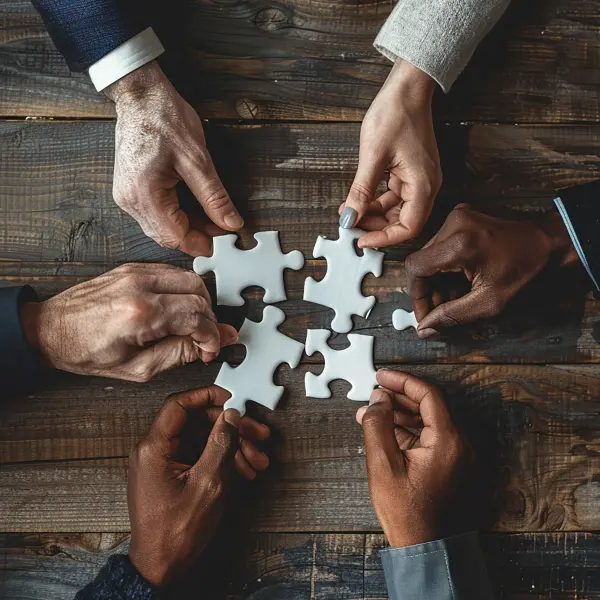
128, 385, 270, 585
20, 263, 238, 381
339, 59, 441, 248
405, 204, 581, 338
356, 370, 466, 548
105, 61, 243, 256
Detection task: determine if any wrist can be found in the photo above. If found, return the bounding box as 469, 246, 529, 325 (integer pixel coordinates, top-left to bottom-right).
129, 548, 170, 587
384, 520, 439, 548
385, 59, 437, 104
104, 60, 168, 105
538, 211, 580, 269
20, 301, 60, 369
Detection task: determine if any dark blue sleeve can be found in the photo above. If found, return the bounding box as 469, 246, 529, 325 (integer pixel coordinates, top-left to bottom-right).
554, 180, 600, 293
75, 554, 160, 600
31, 0, 148, 72
0, 286, 46, 396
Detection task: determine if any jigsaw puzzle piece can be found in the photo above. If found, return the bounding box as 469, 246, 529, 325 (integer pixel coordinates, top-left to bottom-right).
304, 329, 377, 401
193, 231, 304, 307
303, 228, 384, 333
392, 309, 419, 331
216, 306, 304, 416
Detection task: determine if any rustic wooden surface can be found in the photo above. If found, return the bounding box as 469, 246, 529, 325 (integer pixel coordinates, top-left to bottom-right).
2, 0, 600, 596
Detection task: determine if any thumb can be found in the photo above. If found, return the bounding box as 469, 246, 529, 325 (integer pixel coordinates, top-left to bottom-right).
358, 389, 403, 471
193, 409, 240, 482
340, 161, 383, 229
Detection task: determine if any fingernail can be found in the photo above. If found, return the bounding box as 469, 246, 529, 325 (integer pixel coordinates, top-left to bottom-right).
222, 331, 238, 346
224, 212, 244, 229
223, 408, 241, 427
417, 328, 439, 340
339, 207, 358, 229
356, 406, 367, 423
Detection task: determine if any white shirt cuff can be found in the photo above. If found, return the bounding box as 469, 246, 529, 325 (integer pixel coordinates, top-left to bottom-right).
88, 27, 165, 92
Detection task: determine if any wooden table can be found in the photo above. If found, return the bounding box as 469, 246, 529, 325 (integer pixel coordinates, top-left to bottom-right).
1, 0, 600, 597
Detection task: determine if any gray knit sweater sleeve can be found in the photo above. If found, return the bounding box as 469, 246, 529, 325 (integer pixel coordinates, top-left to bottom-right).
374, 0, 511, 92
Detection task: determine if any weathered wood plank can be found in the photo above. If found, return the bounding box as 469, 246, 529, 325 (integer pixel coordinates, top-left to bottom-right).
1, 0, 599, 122
0, 261, 597, 364
1, 121, 600, 263
2, 532, 600, 599
2, 364, 600, 533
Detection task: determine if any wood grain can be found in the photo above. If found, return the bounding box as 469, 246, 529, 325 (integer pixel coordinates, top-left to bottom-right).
1, 0, 599, 122
1, 121, 600, 263
2, 364, 600, 533
2, 532, 600, 599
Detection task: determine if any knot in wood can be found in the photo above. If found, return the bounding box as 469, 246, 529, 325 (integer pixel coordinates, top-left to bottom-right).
253, 7, 288, 32
236, 99, 259, 119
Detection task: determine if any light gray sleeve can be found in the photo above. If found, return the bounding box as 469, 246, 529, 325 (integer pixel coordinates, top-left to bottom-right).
380, 532, 494, 600
374, 0, 511, 93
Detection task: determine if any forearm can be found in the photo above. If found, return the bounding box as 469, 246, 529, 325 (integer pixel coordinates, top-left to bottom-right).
74, 554, 158, 600
374, 0, 511, 92
382, 532, 494, 600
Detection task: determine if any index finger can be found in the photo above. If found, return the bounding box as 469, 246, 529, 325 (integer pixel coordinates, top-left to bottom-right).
148, 386, 230, 457
375, 370, 454, 446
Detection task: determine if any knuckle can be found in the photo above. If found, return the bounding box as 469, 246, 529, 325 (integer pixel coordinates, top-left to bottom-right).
484, 291, 506, 317
203, 188, 231, 213
202, 477, 224, 503
130, 438, 152, 464
118, 296, 152, 326
348, 182, 373, 208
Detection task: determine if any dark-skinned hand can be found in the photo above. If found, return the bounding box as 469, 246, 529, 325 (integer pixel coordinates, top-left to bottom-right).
405, 204, 581, 338
357, 369, 466, 548
128, 386, 270, 585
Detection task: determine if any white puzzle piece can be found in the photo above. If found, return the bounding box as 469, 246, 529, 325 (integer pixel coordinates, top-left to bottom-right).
217, 306, 304, 416
392, 309, 418, 331
303, 228, 384, 333
193, 231, 304, 306
304, 329, 377, 401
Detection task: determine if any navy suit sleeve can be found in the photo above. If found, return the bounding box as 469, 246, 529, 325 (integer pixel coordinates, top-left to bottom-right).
0, 286, 46, 396
31, 0, 149, 72
554, 180, 600, 293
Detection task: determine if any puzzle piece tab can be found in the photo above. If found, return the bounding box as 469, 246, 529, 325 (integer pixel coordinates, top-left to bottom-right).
303, 228, 384, 333
304, 329, 377, 401
392, 309, 418, 331
193, 231, 304, 306
216, 306, 304, 416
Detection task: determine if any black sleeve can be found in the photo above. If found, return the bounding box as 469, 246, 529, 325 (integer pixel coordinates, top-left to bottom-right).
554, 180, 600, 292
74, 554, 160, 600
31, 0, 149, 72
0, 286, 46, 396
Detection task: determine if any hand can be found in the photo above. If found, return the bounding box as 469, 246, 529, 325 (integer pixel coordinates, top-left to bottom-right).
105, 61, 243, 256
339, 60, 441, 248
405, 204, 581, 338
20, 263, 238, 381
356, 370, 466, 548
128, 386, 270, 585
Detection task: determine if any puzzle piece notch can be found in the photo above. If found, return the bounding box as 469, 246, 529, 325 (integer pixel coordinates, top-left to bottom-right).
305, 329, 377, 401
216, 306, 304, 416
193, 231, 304, 306
303, 228, 384, 333
392, 309, 418, 331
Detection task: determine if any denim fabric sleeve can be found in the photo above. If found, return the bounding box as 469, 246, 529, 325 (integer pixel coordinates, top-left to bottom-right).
380, 532, 494, 600
74, 554, 160, 600
31, 0, 148, 71
0, 285, 46, 396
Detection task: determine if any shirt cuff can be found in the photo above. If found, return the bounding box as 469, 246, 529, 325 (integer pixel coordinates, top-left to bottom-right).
380, 532, 494, 600
88, 27, 165, 92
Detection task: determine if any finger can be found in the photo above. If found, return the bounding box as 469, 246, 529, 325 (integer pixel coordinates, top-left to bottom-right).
375, 370, 454, 445
192, 409, 240, 480
240, 439, 270, 472
180, 157, 244, 232
195, 323, 239, 364
417, 286, 505, 332
206, 407, 270, 441
147, 386, 229, 457
342, 161, 385, 229
131, 187, 213, 257
234, 451, 257, 480
359, 389, 404, 465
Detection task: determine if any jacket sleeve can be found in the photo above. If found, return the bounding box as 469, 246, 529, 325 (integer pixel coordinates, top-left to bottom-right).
0, 286, 46, 396
381, 532, 494, 600
374, 0, 511, 92
554, 180, 600, 293
31, 0, 149, 72
74, 554, 159, 600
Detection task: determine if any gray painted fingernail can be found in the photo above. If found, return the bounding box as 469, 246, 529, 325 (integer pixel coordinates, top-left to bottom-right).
339, 207, 358, 229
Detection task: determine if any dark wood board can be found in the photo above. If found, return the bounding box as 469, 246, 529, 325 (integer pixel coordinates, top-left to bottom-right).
1, 0, 600, 122
2, 531, 600, 599
1, 121, 600, 263
2, 363, 600, 533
